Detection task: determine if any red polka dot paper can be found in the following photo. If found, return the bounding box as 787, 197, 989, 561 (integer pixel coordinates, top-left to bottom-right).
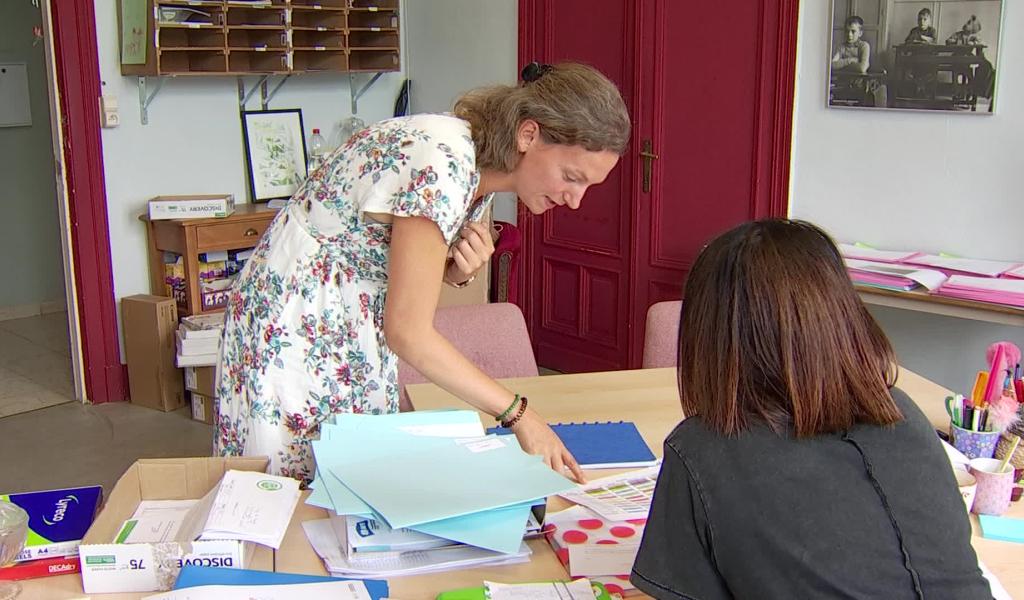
545, 505, 646, 592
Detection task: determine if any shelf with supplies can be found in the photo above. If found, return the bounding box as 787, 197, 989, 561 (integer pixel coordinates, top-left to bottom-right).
118, 0, 401, 76
141, 203, 280, 317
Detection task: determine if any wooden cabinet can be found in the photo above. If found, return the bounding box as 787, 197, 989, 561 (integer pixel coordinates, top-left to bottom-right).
141, 204, 279, 316
118, 0, 400, 76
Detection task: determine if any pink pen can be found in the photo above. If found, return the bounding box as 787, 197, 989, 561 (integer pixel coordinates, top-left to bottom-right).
983, 345, 1006, 406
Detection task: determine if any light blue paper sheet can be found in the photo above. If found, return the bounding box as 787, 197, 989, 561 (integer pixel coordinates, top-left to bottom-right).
326, 431, 573, 529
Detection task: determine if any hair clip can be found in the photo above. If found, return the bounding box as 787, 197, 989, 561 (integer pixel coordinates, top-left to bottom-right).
521, 61, 553, 83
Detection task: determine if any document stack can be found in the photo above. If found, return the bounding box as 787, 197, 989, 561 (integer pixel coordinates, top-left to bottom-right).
933, 276, 1024, 308
115, 470, 300, 550
302, 410, 575, 578
843, 258, 947, 292
175, 313, 224, 367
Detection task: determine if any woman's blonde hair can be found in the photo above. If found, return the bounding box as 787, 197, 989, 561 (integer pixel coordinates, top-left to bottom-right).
454, 62, 631, 172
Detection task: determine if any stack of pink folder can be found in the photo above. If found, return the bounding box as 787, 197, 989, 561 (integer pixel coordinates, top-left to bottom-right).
933, 276, 1024, 308
840, 244, 1024, 309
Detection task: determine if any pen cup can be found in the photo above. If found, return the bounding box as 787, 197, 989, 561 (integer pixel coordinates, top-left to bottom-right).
949, 422, 999, 460
969, 458, 1014, 516
954, 469, 977, 512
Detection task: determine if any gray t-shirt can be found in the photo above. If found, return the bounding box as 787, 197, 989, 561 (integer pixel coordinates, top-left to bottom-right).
631, 388, 993, 599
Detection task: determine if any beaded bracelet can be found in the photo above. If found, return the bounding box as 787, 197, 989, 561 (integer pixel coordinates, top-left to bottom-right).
496, 394, 521, 423
501, 396, 529, 429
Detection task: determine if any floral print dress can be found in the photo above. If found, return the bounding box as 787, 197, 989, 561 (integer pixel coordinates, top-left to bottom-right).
214, 114, 490, 482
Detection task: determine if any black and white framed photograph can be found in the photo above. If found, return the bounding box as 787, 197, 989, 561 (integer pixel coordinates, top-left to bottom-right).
241, 109, 308, 202
829, 0, 1003, 113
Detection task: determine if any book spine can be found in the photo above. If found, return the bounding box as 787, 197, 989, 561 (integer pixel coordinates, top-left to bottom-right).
0, 556, 80, 580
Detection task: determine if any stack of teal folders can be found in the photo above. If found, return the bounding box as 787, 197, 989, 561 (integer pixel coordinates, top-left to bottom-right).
304, 410, 575, 578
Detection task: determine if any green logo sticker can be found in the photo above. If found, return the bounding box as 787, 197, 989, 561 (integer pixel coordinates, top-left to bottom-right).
86, 555, 116, 565
257, 480, 282, 491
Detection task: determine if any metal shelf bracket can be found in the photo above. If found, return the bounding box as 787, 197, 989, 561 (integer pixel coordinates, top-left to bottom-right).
349, 71, 384, 114
138, 76, 165, 125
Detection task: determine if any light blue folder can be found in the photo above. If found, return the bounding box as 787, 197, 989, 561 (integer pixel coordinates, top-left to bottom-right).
312, 429, 456, 516
307, 409, 483, 509
327, 409, 484, 434
307, 411, 554, 553
326, 430, 573, 529
979, 515, 1024, 544
315, 432, 536, 553
409, 500, 534, 554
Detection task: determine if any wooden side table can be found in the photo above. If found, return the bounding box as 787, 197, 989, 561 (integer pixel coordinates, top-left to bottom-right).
140, 203, 279, 316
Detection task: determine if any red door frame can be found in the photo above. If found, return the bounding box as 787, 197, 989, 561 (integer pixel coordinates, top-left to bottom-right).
516, 0, 798, 366
50, 0, 126, 403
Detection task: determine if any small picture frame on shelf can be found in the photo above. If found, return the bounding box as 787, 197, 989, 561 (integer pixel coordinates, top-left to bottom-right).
240, 109, 308, 203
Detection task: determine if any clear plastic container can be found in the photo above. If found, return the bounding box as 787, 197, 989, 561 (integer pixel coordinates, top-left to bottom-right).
0, 500, 28, 599
308, 128, 327, 173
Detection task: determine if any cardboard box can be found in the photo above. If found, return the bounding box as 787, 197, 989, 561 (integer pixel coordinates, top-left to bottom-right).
148, 194, 235, 220
189, 392, 216, 426
78, 457, 272, 594
184, 366, 217, 398
122, 295, 185, 412
185, 367, 217, 425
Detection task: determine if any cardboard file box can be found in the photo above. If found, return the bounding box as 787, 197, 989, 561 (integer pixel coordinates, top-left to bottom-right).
148, 194, 235, 220
78, 457, 271, 594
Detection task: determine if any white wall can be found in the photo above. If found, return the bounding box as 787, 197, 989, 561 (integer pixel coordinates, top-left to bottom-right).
404, 0, 519, 223
790, 1, 1024, 391
93, 1, 408, 320
0, 1, 65, 310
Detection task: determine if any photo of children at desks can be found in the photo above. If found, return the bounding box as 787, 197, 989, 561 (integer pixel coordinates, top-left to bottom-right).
828, 1, 1001, 112
830, 16, 888, 108
891, 11, 996, 112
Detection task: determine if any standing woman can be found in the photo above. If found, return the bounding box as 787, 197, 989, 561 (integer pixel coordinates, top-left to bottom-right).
214, 62, 631, 484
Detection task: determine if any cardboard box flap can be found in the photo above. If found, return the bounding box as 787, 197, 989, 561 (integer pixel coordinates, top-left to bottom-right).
83, 462, 142, 544
137, 457, 269, 501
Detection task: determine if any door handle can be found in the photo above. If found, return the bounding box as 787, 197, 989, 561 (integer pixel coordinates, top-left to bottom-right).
639, 140, 658, 193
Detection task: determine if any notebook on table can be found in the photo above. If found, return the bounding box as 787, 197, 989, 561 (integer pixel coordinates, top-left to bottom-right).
487, 421, 658, 469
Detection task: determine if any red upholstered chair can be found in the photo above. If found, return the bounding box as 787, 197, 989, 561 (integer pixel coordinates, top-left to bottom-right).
490, 221, 521, 304
397, 302, 539, 411
642, 300, 682, 368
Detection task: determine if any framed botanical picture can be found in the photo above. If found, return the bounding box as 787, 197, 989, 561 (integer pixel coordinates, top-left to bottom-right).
828, 0, 1003, 113
241, 109, 308, 202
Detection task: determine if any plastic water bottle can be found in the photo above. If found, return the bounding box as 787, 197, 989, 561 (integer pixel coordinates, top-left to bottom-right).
308, 128, 326, 173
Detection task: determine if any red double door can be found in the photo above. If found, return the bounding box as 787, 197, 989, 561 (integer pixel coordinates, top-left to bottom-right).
518, 0, 798, 372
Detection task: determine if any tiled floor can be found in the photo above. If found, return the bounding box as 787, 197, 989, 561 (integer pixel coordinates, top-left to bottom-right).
0, 312, 75, 417
0, 401, 213, 495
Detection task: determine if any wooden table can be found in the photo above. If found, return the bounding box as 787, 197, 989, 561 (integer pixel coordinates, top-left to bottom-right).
21, 368, 1022, 599
405, 368, 1023, 597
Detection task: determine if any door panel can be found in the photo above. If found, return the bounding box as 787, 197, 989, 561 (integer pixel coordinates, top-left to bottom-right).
524, 0, 636, 373
626, 0, 798, 367
520, 0, 796, 371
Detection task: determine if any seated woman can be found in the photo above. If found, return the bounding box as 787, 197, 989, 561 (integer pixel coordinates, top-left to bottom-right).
630, 220, 993, 599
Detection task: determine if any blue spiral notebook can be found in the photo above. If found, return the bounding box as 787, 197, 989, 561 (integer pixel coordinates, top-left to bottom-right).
486, 421, 657, 469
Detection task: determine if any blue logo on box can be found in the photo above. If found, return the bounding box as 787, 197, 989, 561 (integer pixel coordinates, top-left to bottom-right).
43, 494, 80, 525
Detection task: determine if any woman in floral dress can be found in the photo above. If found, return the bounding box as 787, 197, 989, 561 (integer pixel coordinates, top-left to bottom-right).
214, 62, 631, 483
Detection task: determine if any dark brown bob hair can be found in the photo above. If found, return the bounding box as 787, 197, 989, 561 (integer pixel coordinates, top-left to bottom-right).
677, 219, 902, 437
